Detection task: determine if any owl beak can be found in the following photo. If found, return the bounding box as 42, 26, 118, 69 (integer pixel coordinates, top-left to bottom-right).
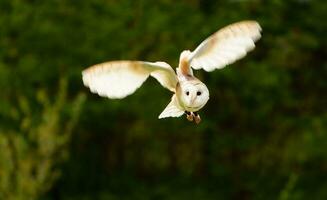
190, 94, 196, 105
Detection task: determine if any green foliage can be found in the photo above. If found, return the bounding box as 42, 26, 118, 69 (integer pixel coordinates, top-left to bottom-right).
0, 0, 326, 199
0, 79, 85, 200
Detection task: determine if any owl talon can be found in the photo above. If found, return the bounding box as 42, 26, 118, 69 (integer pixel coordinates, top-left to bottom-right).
193, 112, 201, 124
187, 115, 194, 121
185, 111, 193, 121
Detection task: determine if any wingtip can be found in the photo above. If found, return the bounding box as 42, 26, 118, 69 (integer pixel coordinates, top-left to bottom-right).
158, 113, 167, 119
253, 21, 262, 32
248, 20, 262, 32
81, 74, 89, 87
237, 20, 262, 32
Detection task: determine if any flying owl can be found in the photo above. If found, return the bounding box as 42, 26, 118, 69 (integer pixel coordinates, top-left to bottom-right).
82, 21, 262, 124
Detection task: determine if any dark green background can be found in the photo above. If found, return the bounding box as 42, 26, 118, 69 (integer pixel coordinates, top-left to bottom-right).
0, 0, 326, 199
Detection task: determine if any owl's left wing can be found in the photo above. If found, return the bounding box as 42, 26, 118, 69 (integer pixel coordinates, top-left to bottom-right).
188, 21, 262, 72
82, 61, 177, 99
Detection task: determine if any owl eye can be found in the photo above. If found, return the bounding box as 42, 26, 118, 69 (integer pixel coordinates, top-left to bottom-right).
186, 91, 190, 96
197, 91, 202, 96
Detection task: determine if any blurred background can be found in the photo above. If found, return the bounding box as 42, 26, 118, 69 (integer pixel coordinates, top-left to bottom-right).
0, 0, 326, 199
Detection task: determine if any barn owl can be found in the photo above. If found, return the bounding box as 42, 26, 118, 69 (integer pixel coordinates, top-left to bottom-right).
82, 21, 262, 124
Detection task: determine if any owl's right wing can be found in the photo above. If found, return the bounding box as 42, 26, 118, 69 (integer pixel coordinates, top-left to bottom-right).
82, 61, 177, 99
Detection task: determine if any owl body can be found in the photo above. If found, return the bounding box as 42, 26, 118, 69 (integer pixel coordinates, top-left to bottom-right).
82, 21, 262, 123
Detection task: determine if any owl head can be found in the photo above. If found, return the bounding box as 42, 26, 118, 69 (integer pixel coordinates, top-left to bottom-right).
178, 79, 209, 112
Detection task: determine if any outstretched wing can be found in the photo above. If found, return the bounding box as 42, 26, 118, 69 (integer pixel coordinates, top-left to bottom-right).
188, 21, 262, 72
82, 61, 177, 99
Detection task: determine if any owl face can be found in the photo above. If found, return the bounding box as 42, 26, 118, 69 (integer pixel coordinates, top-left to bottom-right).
178, 80, 209, 112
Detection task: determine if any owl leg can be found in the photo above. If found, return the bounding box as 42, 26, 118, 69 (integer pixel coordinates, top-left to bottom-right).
193, 112, 201, 124
185, 111, 194, 121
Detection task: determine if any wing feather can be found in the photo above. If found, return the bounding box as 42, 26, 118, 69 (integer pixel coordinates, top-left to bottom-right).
188, 21, 262, 71
158, 95, 184, 119
82, 61, 177, 99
